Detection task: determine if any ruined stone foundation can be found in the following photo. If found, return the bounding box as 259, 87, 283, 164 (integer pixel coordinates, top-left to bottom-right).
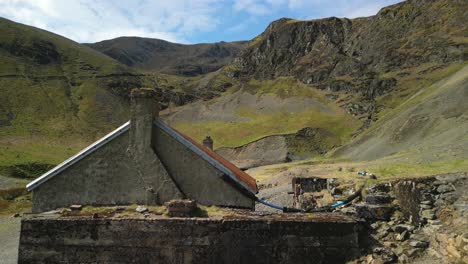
19, 213, 359, 264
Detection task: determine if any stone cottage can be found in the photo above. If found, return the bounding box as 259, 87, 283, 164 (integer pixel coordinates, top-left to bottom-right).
26, 88, 258, 213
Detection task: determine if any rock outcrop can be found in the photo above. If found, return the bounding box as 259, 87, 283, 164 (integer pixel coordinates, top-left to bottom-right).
227, 0, 467, 121
216, 127, 340, 169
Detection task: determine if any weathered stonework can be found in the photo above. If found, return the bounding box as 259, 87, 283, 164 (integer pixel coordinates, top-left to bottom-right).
19, 213, 360, 264
29, 88, 257, 212
128, 88, 183, 203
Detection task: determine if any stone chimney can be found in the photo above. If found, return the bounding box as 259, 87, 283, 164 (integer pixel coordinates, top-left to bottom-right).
128, 88, 183, 203
129, 88, 159, 153
202, 136, 213, 150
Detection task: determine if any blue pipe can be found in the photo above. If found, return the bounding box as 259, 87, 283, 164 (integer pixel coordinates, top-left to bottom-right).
256, 198, 284, 211
331, 201, 345, 208
256, 198, 347, 212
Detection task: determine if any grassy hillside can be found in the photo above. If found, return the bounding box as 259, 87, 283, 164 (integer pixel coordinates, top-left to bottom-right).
0, 18, 140, 177
163, 78, 361, 148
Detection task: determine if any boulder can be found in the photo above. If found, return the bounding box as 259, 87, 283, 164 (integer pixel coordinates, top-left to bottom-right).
372, 247, 397, 264
419, 204, 432, 209
355, 204, 394, 221
393, 224, 414, 233
420, 200, 433, 205
395, 231, 409, 242
436, 185, 453, 194
135, 206, 148, 213
409, 240, 429, 248
366, 193, 393, 205
421, 209, 436, 220
165, 199, 197, 217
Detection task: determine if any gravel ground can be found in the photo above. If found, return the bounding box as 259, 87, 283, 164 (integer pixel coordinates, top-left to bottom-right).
0, 216, 21, 264
255, 184, 293, 212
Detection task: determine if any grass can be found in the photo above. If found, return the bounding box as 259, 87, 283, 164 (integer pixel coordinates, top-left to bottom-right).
368, 159, 468, 180
0, 189, 31, 216
0, 18, 136, 177
248, 155, 468, 185
171, 77, 361, 148
57, 204, 232, 218
0, 137, 85, 177
174, 107, 359, 148
243, 77, 325, 100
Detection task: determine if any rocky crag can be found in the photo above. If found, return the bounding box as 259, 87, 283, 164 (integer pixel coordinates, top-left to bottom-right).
229, 0, 467, 123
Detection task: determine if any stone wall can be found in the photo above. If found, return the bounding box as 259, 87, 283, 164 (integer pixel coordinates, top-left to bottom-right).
153, 126, 254, 209
19, 214, 360, 264
292, 177, 328, 193
32, 132, 154, 213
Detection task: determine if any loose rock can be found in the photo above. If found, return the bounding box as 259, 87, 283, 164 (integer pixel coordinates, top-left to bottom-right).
396, 231, 409, 241
366, 193, 393, 205
70, 204, 82, 211
356, 204, 394, 221
409, 240, 428, 248
135, 206, 148, 213
165, 199, 197, 217
372, 247, 397, 263
393, 224, 414, 233
436, 185, 453, 194
421, 210, 436, 220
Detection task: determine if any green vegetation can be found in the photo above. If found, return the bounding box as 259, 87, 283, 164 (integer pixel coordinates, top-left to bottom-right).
57, 204, 231, 218
369, 159, 468, 180
175, 107, 359, 148
0, 18, 134, 177
243, 77, 324, 100
0, 188, 31, 216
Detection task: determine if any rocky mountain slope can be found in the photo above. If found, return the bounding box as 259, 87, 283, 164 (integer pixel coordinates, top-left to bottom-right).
169, 0, 467, 164
87, 37, 246, 76
334, 64, 468, 163
228, 0, 466, 123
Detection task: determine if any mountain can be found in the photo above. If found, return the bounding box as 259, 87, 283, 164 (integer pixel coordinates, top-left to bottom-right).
1, 0, 467, 179
0, 18, 241, 178
165, 0, 468, 165
228, 0, 466, 123
86, 37, 247, 76
0, 17, 143, 176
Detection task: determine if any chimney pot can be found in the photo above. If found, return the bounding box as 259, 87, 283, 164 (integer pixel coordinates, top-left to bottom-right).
202, 136, 214, 150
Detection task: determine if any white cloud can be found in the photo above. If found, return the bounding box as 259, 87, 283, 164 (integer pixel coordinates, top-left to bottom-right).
0, 0, 403, 43
0, 0, 221, 43
233, 0, 271, 15
233, 0, 402, 19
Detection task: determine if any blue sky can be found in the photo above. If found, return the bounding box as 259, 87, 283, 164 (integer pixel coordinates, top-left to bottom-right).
0, 0, 403, 44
